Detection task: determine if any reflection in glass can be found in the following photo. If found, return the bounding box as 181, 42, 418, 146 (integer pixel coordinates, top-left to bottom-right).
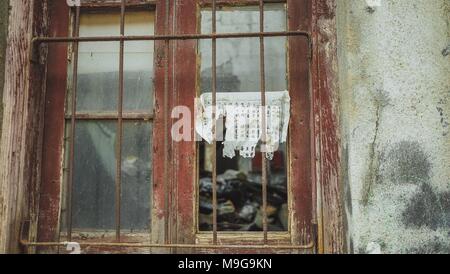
121, 122, 153, 231
76, 11, 154, 113
68, 121, 153, 231
200, 4, 287, 93
72, 121, 117, 229
64, 11, 155, 232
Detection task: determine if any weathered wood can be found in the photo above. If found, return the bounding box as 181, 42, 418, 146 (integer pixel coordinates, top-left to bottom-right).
171, 0, 316, 254
172, 0, 197, 252
287, 0, 313, 250
36, 0, 69, 254
0, 0, 9, 142
312, 0, 346, 253
151, 0, 173, 252
0, 0, 48, 253
0, 0, 345, 254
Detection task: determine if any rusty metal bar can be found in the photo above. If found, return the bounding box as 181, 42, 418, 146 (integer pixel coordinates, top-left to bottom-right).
32, 31, 310, 43
71, 0, 285, 10
79, 1, 156, 9
66, 6, 81, 243
171, 0, 178, 250
199, 0, 286, 6
114, 0, 126, 243
163, 0, 171, 246
65, 113, 154, 121
259, 0, 268, 244
211, 0, 218, 245
20, 239, 314, 250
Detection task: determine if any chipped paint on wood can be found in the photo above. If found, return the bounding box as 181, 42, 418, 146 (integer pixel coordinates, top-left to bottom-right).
312, 0, 345, 254
0, 0, 48, 253
36, 0, 69, 253
0, 0, 346, 254
0, 0, 9, 142
287, 0, 314, 249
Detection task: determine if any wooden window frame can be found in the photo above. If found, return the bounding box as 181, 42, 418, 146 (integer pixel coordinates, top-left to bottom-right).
153, 0, 314, 253
36, 1, 158, 254
199, 1, 306, 248
2, 0, 345, 254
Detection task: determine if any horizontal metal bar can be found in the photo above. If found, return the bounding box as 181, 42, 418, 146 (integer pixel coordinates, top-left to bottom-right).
65, 113, 154, 121
20, 239, 315, 250
199, 0, 286, 7
78, 1, 156, 10
74, 0, 284, 9
32, 31, 310, 44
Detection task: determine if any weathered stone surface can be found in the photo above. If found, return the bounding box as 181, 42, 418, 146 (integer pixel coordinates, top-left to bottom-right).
337, 0, 450, 253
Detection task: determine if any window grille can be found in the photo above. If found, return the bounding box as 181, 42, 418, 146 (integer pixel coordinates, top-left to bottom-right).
21, 0, 313, 252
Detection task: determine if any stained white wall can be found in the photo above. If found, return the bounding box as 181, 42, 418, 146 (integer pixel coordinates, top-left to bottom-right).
337, 0, 450, 253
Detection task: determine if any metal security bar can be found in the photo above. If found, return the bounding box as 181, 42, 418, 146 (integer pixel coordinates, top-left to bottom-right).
66, 6, 81, 242
23, 0, 313, 251
259, 0, 269, 244
211, 0, 218, 245
115, 0, 126, 242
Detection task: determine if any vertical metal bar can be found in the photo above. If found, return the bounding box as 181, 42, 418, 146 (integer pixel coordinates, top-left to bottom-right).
115, 0, 126, 242
259, 0, 268, 244
163, 0, 171, 246
171, 0, 178, 249
67, 6, 81, 242
211, 0, 218, 245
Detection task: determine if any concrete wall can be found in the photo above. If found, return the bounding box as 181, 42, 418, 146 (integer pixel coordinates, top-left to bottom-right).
337, 0, 450, 253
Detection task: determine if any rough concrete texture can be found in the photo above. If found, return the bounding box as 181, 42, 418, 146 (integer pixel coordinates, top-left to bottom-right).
337, 0, 450, 253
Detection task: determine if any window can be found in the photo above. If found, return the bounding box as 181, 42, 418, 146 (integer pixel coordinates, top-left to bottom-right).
60, 10, 155, 235
30, 0, 314, 254
198, 4, 289, 232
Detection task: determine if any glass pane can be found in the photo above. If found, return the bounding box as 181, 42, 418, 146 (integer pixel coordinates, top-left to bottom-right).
75, 11, 154, 113
67, 121, 153, 231
198, 4, 288, 232
199, 143, 288, 232
72, 121, 117, 230
121, 122, 153, 231
200, 4, 287, 93
124, 12, 155, 112
201, 5, 286, 34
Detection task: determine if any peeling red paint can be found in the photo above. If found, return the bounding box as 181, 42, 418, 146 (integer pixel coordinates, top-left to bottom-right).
312, 0, 345, 254
18, 0, 344, 254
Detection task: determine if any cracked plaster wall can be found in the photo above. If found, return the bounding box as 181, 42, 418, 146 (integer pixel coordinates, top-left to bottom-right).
337, 0, 450, 253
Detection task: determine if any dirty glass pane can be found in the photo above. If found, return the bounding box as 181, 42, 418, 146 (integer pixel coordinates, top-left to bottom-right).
124, 12, 155, 112
72, 121, 117, 230
200, 4, 287, 93
199, 143, 289, 232
67, 121, 153, 231
121, 122, 153, 231
198, 4, 288, 232
75, 11, 154, 113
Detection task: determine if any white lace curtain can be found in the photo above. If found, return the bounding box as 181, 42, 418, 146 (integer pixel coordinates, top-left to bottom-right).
195, 91, 291, 160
